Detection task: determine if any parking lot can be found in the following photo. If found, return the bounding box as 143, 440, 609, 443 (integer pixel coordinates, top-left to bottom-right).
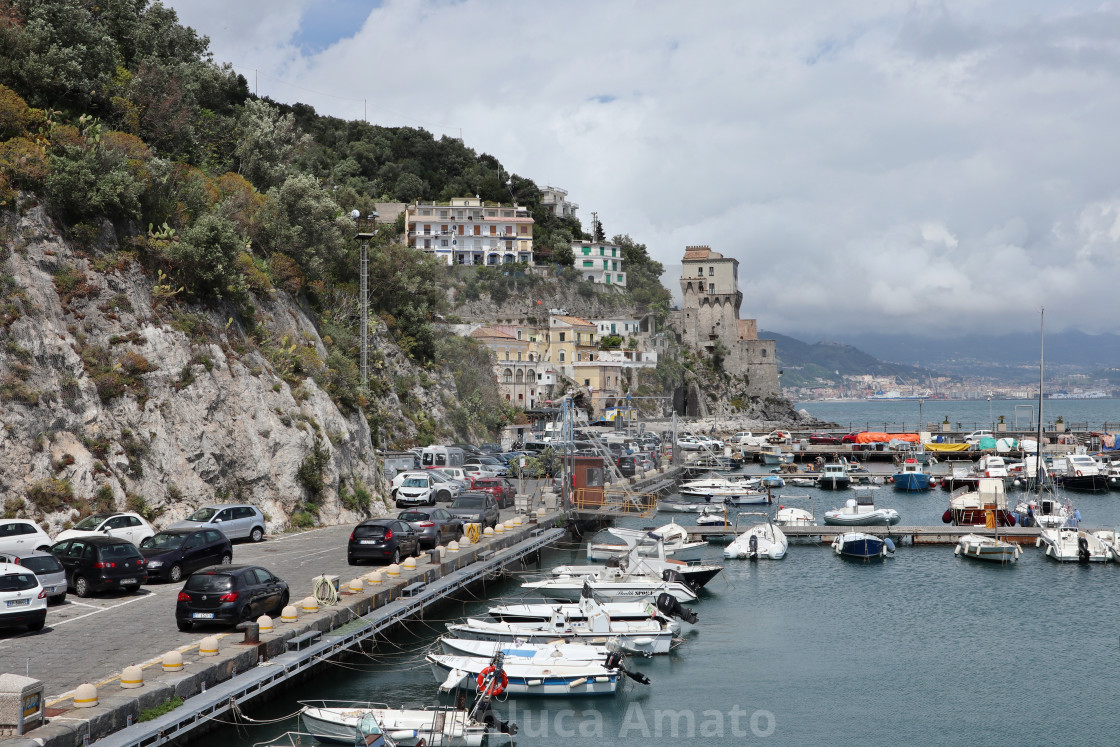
0, 502, 534, 701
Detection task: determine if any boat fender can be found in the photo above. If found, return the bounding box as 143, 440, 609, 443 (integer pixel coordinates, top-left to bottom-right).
1078, 535, 1091, 563
941, 509, 953, 524
883, 538, 896, 554
887, 476, 893, 483
656, 591, 699, 625
1077, 470, 1083, 477
954, 545, 961, 556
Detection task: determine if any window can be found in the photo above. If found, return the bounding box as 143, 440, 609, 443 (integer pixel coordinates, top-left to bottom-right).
424, 239, 431, 249
423, 225, 431, 235
517, 352, 522, 361
698, 267, 704, 276
505, 350, 510, 360
577, 352, 582, 361
516, 330, 522, 340
583, 260, 594, 267
762, 349, 768, 357
559, 333, 565, 342
489, 225, 496, 235
559, 351, 566, 362
584, 379, 591, 386
441, 239, 448, 247
505, 225, 513, 235
440, 224, 448, 233
473, 225, 480, 236
519, 225, 527, 234
709, 266, 715, 276
599, 247, 604, 256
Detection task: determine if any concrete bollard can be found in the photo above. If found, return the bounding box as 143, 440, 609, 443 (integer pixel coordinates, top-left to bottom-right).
365, 570, 383, 584
493, 523, 505, 534
161, 651, 184, 673
483, 526, 495, 537
511, 516, 523, 526
458, 534, 471, 546
300, 596, 318, 614
537, 507, 548, 517
386, 563, 401, 577
446, 541, 459, 553
73, 683, 98, 708
402, 556, 418, 571
347, 578, 364, 593
257, 614, 274, 633
199, 636, 219, 657
281, 605, 298, 623
120, 665, 143, 689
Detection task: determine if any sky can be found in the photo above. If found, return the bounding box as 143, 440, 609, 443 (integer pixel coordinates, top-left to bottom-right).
164, 0, 1120, 340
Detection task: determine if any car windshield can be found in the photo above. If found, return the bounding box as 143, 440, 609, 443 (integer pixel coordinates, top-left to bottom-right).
186, 508, 219, 522
20, 555, 63, 575
0, 573, 37, 592
453, 496, 484, 508
398, 512, 429, 522
185, 573, 234, 592
403, 478, 427, 488
74, 514, 112, 530
142, 533, 186, 550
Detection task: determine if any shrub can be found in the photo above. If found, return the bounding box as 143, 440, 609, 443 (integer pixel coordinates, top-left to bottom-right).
3, 497, 23, 519
139, 696, 183, 723
92, 484, 115, 514
163, 213, 244, 297
125, 492, 162, 521
26, 478, 74, 513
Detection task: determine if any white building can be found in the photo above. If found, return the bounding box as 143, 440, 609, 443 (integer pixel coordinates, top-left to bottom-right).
573, 241, 626, 287
593, 318, 641, 339
405, 197, 533, 266
540, 186, 579, 220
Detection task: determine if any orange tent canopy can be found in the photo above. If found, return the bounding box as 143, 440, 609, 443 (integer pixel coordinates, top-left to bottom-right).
854, 432, 920, 444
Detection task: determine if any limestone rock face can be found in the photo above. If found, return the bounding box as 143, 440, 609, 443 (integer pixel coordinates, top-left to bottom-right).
0, 206, 387, 534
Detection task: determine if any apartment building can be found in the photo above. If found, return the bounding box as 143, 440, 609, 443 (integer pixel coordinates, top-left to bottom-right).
405, 197, 533, 266
572, 240, 626, 286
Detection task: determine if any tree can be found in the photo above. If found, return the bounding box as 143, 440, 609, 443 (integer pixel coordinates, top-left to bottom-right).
593, 217, 606, 243
166, 212, 244, 297
252, 173, 351, 282
393, 172, 427, 202
550, 243, 575, 266
234, 99, 309, 190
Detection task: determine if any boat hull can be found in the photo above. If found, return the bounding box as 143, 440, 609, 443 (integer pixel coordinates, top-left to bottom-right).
1059, 474, 1109, 493
429, 658, 619, 697
832, 534, 890, 559
892, 473, 930, 491
585, 541, 706, 562
301, 707, 488, 747
817, 477, 850, 490
955, 535, 1021, 563
822, 511, 900, 526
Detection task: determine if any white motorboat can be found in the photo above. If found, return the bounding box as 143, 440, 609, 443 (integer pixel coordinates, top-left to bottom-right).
488, 597, 698, 625
446, 596, 678, 656
522, 565, 698, 603
954, 534, 1022, 563
723, 513, 788, 560
440, 637, 609, 662
1037, 527, 1109, 562
695, 505, 731, 526
1014, 496, 1076, 529
1092, 529, 1120, 561
655, 499, 709, 514
585, 521, 707, 562
774, 495, 814, 526
678, 474, 761, 501
429, 653, 627, 697
788, 477, 816, 487
555, 531, 722, 588
831, 532, 895, 559
299, 701, 507, 746
817, 463, 850, 490
822, 488, 900, 526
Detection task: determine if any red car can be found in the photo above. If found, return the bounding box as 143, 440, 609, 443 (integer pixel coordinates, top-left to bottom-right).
809, 432, 842, 445
841, 433, 862, 444
472, 478, 516, 509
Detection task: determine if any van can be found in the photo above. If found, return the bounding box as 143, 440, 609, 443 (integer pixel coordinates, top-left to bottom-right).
421, 445, 466, 470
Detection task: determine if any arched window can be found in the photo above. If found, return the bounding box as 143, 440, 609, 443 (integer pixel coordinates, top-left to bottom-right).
503, 369, 513, 383
559, 351, 566, 363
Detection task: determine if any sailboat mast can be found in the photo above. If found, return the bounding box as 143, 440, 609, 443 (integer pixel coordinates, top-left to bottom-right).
1036, 307, 1044, 492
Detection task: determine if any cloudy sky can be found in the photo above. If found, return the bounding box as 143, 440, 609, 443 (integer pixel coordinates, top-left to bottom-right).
164, 0, 1120, 339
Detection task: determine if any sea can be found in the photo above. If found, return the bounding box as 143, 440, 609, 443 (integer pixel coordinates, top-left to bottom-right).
213, 399, 1120, 747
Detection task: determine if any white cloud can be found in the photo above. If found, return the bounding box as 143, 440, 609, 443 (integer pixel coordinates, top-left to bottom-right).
164, 0, 1120, 335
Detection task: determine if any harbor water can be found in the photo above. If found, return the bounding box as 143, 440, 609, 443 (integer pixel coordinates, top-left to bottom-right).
213, 400, 1120, 746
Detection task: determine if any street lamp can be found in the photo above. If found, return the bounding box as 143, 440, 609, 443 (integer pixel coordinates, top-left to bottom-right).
919, 398, 924, 432
987, 392, 993, 432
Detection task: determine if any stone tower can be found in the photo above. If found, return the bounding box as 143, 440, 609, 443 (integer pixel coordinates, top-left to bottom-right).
678, 246, 781, 397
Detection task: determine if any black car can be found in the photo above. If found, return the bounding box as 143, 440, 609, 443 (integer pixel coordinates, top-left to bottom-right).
175, 565, 288, 631
447, 493, 501, 528
50, 536, 148, 597
616, 455, 638, 477
347, 519, 421, 565
398, 508, 463, 549
140, 529, 233, 583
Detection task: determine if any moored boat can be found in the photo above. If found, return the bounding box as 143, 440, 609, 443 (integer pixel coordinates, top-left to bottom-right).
1058, 454, 1109, 493
831, 532, 895, 559
943, 478, 1016, 527
817, 463, 851, 491
428, 653, 627, 697
299, 701, 508, 746
723, 513, 788, 560
954, 534, 1022, 563
1037, 526, 1109, 562
892, 459, 931, 491
586, 521, 707, 562
823, 487, 900, 526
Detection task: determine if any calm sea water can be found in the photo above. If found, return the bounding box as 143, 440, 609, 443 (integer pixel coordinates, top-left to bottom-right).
216, 470, 1120, 746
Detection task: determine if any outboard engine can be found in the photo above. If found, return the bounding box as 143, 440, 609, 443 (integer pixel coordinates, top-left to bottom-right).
605, 651, 651, 685
1078, 535, 1091, 563
479, 703, 518, 735
655, 591, 699, 625
748, 533, 759, 559
661, 568, 697, 592
604, 555, 622, 569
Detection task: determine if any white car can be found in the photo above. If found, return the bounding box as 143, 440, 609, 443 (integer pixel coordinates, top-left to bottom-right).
394, 475, 436, 508
676, 436, 705, 451
0, 519, 54, 555
462, 463, 498, 481
731, 431, 766, 447
392, 471, 462, 502
964, 430, 994, 445
433, 467, 474, 489
0, 561, 47, 632
53, 512, 155, 547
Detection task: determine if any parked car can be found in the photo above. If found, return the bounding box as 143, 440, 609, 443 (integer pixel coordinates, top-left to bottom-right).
730, 431, 764, 446
397, 508, 463, 549
392, 470, 462, 502
765, 430, 792, 444
809, 432, 842, 445
433, 467, 474, 489
447, 493, 500, 528
0, 519, 53, 555
462, 463, 498, 481
53, 512, 155, 546
676, 436, 705, 451
0, 550, 67, 604
478, 443, 503, 455
466, 456, 509, 477
50, 536, 147, 597
964, 430, 994, 445
170, 504, 267, 542
841, 433, 862, 444
472, 478, 516, 509
617, 455, 638, 477
393, 474, 436, 508
139, 529, 233, 583
347, 519, 421, 565
175, 565, 288, 631
0, 562, 46, 632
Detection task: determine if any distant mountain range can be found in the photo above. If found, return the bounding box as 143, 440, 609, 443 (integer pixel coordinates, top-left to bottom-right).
762, 331, 939, 387
773, 329, 1120, 383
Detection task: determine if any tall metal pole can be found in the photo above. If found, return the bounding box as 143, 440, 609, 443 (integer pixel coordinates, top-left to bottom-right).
360, 239, 369, 388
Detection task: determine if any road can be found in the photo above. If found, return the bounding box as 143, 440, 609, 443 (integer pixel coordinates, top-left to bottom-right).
0, 499, 538, 701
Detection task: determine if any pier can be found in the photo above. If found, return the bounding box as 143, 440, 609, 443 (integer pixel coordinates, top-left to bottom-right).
686, 524, 1045, 545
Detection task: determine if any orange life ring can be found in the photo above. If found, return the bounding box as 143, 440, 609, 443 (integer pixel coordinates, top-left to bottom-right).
477, 666, 508, 695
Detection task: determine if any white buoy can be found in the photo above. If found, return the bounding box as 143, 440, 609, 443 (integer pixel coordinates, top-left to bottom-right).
73, 683, 98, 707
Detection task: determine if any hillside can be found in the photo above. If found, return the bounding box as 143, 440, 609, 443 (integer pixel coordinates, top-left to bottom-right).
763, 331, 939, 387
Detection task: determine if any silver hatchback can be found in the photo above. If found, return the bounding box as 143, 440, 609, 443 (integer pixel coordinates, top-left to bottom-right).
0, 550, 68, 603
170, 505, 267, 542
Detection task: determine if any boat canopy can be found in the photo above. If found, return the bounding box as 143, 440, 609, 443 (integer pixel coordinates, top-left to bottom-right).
853, 432, 919, 444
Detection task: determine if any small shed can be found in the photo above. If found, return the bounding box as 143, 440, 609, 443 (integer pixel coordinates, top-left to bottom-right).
569, 455, 605, 507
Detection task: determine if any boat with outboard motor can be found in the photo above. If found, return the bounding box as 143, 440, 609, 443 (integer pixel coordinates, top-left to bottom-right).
487, 596, 698, 625
822, 487, 900, 526
299, 698, 514, 746
428, 649, 650, 697
817, 463, 850, 490
585, 521, 707, 562
1037, 526, 1109, 562
774, 495, 814, 526
723, 512, 788, 560
831, 532, 895, 559
954, 534, 1022, 563
678, 474, 762, 501
522, 563, 699, 603
552, 530, 722, 589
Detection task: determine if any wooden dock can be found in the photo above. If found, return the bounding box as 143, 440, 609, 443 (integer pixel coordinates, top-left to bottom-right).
686, 524, 1045, 545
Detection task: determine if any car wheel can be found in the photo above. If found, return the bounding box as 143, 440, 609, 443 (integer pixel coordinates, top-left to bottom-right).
169, 564, 184, 583
220, 553, 232, 565
123, 584, 141, 594
437, 490, 450, 503
395, 501, 404, 509
239, 605, 253, 623
250, 526, 265, 543
347, 556, 358, 566
52, 593, 66, 605
391, 549, 401, 564
278, 591, 289, 610
177, 619, 193, 632
74, 576, 91, 598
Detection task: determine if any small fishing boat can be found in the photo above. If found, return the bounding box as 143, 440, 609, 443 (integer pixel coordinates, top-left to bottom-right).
944, 478, 1016, 527
552, 532, 722, 589
788, 477, 816, 487
655, 498, 710, 514
522, 565, 698, 603
723, 513, 788, 560
760, 475, 785, 489
441, 637, 609, 661
822, 487, 900, 526
428, 652, 645, 697
1013, 496, 1076, 529
954, 534, 1022, 563
831, 532, 895, 559
892, 458, 931, 491
1037, 527, 1109, 562
299, 700, 511, 746
817, 463, 850, 490
487, 596, 698, 625
695, 505, 731, 526
1058, 454, 1109, 493
678, 474, 761, 501
760, 445, 794, 465
586, 521, 707, 562
1091, 529, 1120, 561
774, 495, 814, 526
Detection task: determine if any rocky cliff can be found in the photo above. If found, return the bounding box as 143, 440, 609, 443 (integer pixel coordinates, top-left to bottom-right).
0, 205, 395, 534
